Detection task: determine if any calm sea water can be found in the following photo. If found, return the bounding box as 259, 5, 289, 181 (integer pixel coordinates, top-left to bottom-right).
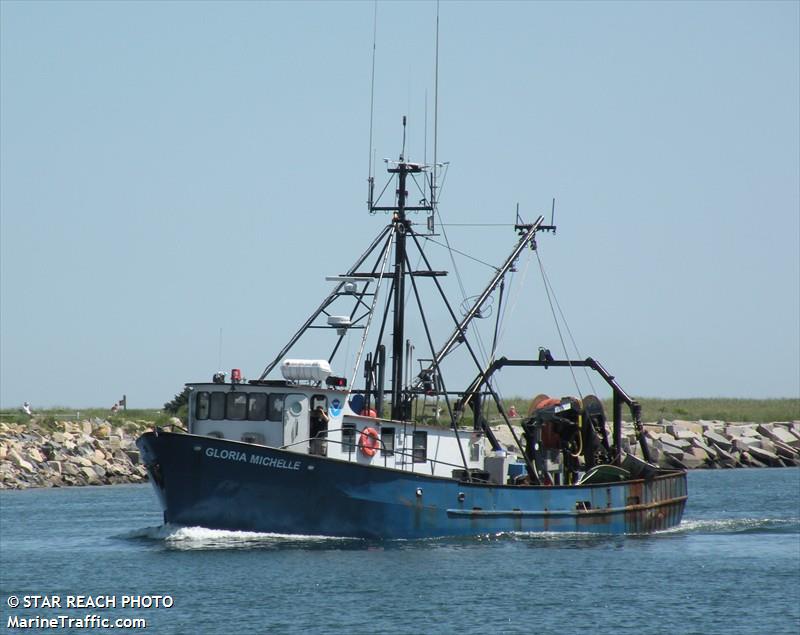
1, 468, 798, 635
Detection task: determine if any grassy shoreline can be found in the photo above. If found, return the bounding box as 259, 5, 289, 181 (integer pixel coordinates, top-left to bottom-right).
457, 397, 799, 425
2, 398, 798, 428
0, 408, 170, 430
614, 397, 799, 424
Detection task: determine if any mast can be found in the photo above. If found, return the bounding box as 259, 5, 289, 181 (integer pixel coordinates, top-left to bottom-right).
370, 118, 431, 420
386, 162, 425, 418
389, 162, 407, 419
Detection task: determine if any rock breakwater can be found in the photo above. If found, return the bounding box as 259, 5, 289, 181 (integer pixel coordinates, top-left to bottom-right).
624, 420, 800, 469
489, 419, 800, 470
2, 418, 799, 490
0, 418, 162, 490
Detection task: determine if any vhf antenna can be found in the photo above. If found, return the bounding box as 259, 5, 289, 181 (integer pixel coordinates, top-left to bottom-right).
367, 1, 377, 211
543, 198, 557, 233
401, 115, 407, 160
427, 0, 440, 235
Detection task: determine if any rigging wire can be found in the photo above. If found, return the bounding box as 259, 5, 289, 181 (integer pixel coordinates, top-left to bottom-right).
536, 249, 598, 395
423, 206, 523, 387
493, 247, 533, 354
370, 174, 395, 213
326, 229, 394, 365
420, 237, 498, 270
367, 1, 377, 183
423, 107, 496, 373
535, 248, 585, 401
423, 90, 428, 168
404, 250, 472, 475
409, 172, 430, 205
432, 0, 440, 208
404, 242, 425, 307
433, 208, 468, 300
346, 231, 394, 397
482, 252, 532, 418
436, 162, 450, 201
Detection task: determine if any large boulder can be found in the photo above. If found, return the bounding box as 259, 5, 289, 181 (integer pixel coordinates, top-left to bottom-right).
691, 437, 716, 454
658, 440, 684, 458
682, 447, 709, 469
748, 446, 782, 467
71, 455, 94, 468
80, 466, 99, 482
758, 424, 799, 448
773, 440, 799, 460
733, 436, 761, 452
95, 424, 112, 440
709, 443, 738, 466
704, 430, 732, 451
27, 448, 45, 463
7, 448, 34, 473
667, 421, 703, 436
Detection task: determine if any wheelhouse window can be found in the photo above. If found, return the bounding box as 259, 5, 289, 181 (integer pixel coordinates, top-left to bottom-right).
196, 390, 286, 421
248, 393, 268, 421
470, 440, 481, 462
268, 394, 286, 422
342, 423, 356, 453
195, 391, 210, 420
381, 427, 395, 456
412, 431, 427, 463
227, 392, 247, 420
209, 392, 226, 420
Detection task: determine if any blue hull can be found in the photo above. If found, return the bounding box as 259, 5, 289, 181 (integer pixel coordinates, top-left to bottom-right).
137, 431, 687, 539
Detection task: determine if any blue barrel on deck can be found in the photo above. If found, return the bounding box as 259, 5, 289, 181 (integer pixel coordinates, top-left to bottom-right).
507, 462, 527, 481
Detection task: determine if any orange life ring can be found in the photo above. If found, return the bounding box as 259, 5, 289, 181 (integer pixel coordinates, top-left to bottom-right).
359, 427, 379, 457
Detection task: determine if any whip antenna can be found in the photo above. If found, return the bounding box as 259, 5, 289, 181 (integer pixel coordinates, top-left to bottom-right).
367, 1, 377, 210
401, 115, 407, 158
432, 0, 440, 208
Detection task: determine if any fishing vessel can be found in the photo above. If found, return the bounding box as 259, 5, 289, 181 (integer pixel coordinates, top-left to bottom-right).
137, 120, 687, 538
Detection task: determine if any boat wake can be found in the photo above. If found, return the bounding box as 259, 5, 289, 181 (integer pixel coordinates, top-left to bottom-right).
661, 517, 799, 535
490, 517, 799, 543
116, 516, 797, 551
118, 524, 363, 551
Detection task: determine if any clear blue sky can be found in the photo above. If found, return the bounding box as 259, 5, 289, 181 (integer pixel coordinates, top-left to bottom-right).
1, 1, 798, 409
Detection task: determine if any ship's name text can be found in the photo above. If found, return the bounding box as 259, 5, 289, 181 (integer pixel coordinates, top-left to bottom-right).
204, 447, 301, 471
